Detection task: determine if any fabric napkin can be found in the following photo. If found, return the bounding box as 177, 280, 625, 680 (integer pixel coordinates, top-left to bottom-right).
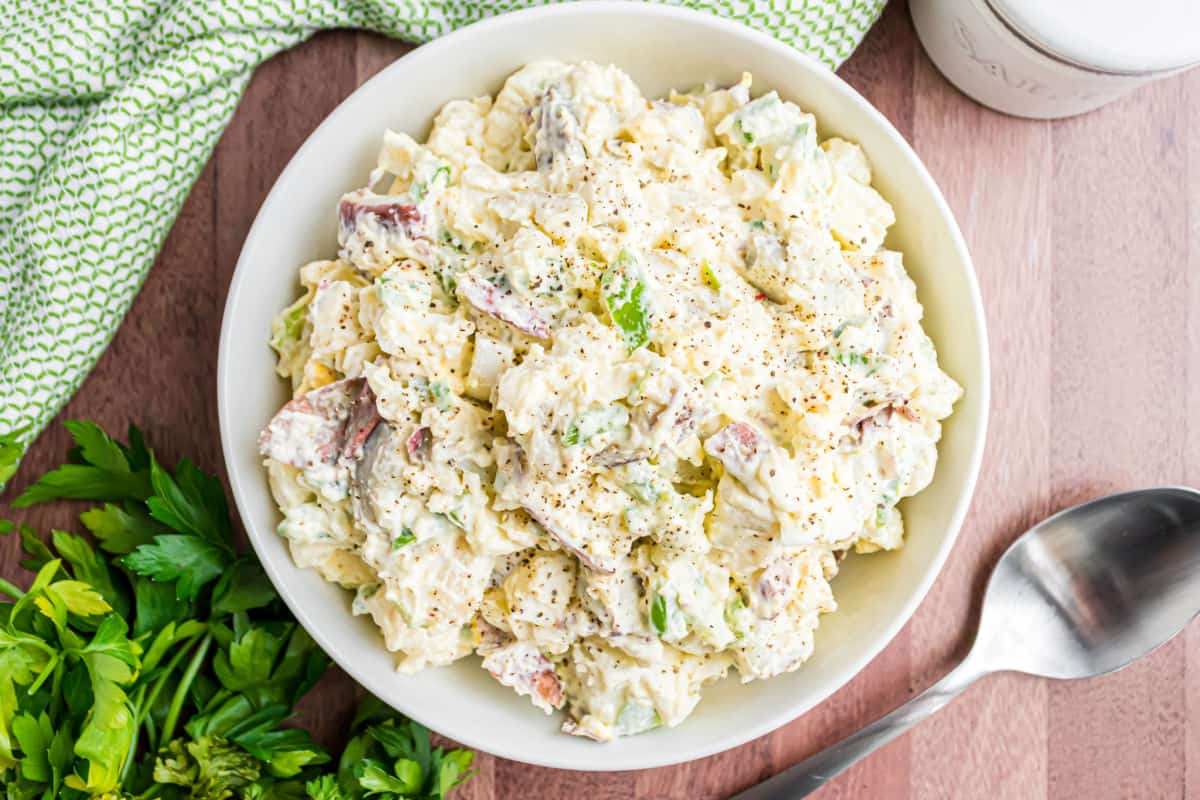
0, 0, 885, 486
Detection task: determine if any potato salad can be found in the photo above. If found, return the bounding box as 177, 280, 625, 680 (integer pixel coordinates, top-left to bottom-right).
260, 62, 962, 741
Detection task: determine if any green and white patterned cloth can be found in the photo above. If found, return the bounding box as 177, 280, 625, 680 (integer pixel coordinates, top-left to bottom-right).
0, 0, 884, 485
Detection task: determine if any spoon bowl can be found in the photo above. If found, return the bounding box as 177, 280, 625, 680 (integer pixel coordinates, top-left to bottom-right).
737, 486, 1200, 799
975, 487, 1200, 679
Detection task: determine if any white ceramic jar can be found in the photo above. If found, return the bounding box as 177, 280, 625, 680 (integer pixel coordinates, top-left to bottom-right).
911, 0, 1200, 119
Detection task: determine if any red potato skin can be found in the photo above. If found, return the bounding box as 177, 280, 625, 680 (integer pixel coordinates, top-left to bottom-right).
341, 382, 381, 461
561, 719, 604, 741
483, 643, 566, 710
704, 421, 765, 469
258, 380, 353, 468
591, 446, 644, 469
406, 426, 431, 462
458, 273, 551, 339
755, 558, 795, 619
338, 196, 424, 242
852, 399, 921, 440
260, 396, 323, 465
259, 377, 381, 471
533, 669, 565, 709
521, 505, 615, 575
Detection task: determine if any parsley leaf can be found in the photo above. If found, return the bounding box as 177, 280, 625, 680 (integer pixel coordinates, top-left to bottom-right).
306, 774, 348, 800
12, 712, 52, 783
121, 423, 153, 471
13, 463, 152, 507
153, 735, 261, 796
434, 749, 476, 798
235, 727, 330, 778
70, 616, 140, 793
356, 758, 422, 794
146, 456, 233, 547
13, 422, 151, 507
51, 529, 129, 617
80, 501, 167, 555
64, 420, 131, 474
0, 426, 27, 487
14, 524, 55, 573
132, 574, 192, 636
211, 558, 278, 616
210, 620, 327, 710
35, 580, 112, 622
123, 535, 233, 601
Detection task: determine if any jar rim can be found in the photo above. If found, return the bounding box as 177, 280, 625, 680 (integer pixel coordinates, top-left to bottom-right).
986, 0, 1200, 76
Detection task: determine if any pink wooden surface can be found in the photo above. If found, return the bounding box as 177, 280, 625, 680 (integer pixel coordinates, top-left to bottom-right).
3, 3, 1198, 797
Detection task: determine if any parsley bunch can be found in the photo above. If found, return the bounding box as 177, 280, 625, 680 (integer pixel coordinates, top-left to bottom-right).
0, 422, 474, 800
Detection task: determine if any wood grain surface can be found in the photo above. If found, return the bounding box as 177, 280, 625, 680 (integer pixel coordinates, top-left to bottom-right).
3, 4, 1198, 798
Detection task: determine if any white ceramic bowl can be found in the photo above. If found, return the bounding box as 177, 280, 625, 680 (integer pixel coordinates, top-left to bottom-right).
218, 1, 989, 772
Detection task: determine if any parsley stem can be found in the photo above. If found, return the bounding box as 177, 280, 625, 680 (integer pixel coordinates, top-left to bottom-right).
13, 632, 56, 656
48, 659, 64, 722
132, 784, 162, 800
119, 684, 147, 786
158, 631, 212, 749
0, 577, 25, 599
145, 714, 157, 750
139, 630, 205, 735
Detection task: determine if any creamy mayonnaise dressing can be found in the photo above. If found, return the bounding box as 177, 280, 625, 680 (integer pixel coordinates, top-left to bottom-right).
260, 62, 961, 740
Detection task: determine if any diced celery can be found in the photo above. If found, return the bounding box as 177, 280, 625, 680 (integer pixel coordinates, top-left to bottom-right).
622, 480, 659, 505
269, 296, 308, 352
562, 425, 580, 447
437, 267, 458, 302
736, 119, 754, 144
615, 702, 662, 736
410, 163, 451, 202
561, 405, 630, 447
724, 593, 747, 638
429, 381, 452, 410
829, 347, 870, 367
440, 510, 466, 530
601, 250, 651, 353
392, 528, 416, 549
650, 593, 668, 636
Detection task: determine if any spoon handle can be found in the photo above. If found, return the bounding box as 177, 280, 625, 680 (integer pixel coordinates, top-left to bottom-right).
732, 655, 986, 800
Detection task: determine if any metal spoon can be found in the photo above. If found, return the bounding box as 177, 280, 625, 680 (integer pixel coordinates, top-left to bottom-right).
734, 486, 1200, 800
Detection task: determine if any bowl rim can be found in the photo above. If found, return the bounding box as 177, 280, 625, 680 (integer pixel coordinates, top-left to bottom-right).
218, 0, 990, 771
